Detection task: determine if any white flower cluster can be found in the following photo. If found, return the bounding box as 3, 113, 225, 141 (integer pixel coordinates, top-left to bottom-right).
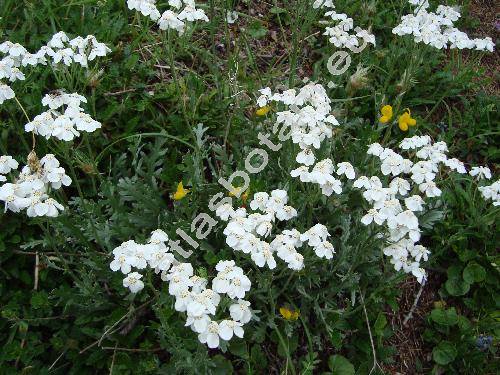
110, 229, 253, 349
354, 172, 428, 283
258, 83, 357, 197
313, 0, 376, 51
215, 189, 335, 271
356, 134, 495, 282
0, 32, 110, 104
258, 82, 338, 164
0, 153, 69, 217
478, 180, 500, 206
126, 0, 209, 34
291, 159, 356, 196
25, 91, 101, 141
393, 1, 494, 51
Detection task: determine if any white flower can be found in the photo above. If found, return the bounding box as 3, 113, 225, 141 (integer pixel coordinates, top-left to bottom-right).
404, 195, 425, 212
478, 180, 499, 206
387, 210, 419, 231
215, 203, 235, 221
410, 244, 430, 262
0, 155, 19, 174
229, 299, 252, 324
296, 148, 316, 166
47, 31, 69, 49
72, 112, 102, 132
411, 265, 427, 284
353, 176, 371, 190
367, 143, 384, 157
226, 11, 239, 24
178, 5, 209, 23
336, 162, 355, 180
249, 192, 269, 212
5, 43, 27, 57
411, 161, 436, 184
51, 115, 79, 141
185, 314, 211, 333
45, 167, 72, 189
301, 224, 330, 247
290, 166, 311, 182
218, 320, 244, 340
313, 240, 335, 259
123, 272, 145, 293
444, 158, 466, 174
266, 189, 288, 213
309, 159, 335, 185
251, 245, 277, 269
0, 83, 15, 104
469, 166, 491, 180
110, 251, 134, 274
361, 208, 385, 225
399, 135, 431, 150
380, 153, 406, 176
158, 10, 185, 32
226, 274, 251, 299
0, 183, 30, 212
418, 181, 441, 198
389, 177, 411, 196
393, 3, 494, 52
52, 48, 74, 66
150, 229, 169, 243
198, 321, 221, 349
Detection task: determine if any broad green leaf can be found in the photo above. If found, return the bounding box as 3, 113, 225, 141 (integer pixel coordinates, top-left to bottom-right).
329, 355, 355, 375
463, 262, 486, 283
430, 308, 458, 326
432, 341, 457, 365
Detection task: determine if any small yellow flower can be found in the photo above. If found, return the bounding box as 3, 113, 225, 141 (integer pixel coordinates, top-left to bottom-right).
398, 109, 416, 131
256, 105, 271, 116
228, 186, 242, 197
173, 181, 189, 201
228, 186, 249, 200
379, 105, 393, 124
279, 306, 300, 321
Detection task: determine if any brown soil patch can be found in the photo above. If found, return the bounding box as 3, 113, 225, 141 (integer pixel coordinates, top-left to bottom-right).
383, 273, 443, 374
466, 0, 500, 94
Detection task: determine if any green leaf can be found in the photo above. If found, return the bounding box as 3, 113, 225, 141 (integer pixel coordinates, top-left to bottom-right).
430, 308, 458, 326
30, 291, 49, 310
463, 263, 486, 283
211, 355, 234, 374
445, 266, 471, 296
432, 341, 457, 365
246, 21, 268, 39
229, 340, 248, 359
374, 313, 387, 336
329, 355, 355, 375
457, 315, 472, 332
445, 277, 470, 296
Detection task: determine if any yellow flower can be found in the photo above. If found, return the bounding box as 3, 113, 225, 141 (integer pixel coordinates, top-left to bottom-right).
398, 109, 416, 131
379, 105, 393, 124
256, 105, 271, 116
228, 186, 249, 200
173, 181, 189, 201
279, 306, 300, 321
228, 186, 242, 197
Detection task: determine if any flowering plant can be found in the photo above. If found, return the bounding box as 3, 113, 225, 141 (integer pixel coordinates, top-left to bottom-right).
0, 0, 497, 372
